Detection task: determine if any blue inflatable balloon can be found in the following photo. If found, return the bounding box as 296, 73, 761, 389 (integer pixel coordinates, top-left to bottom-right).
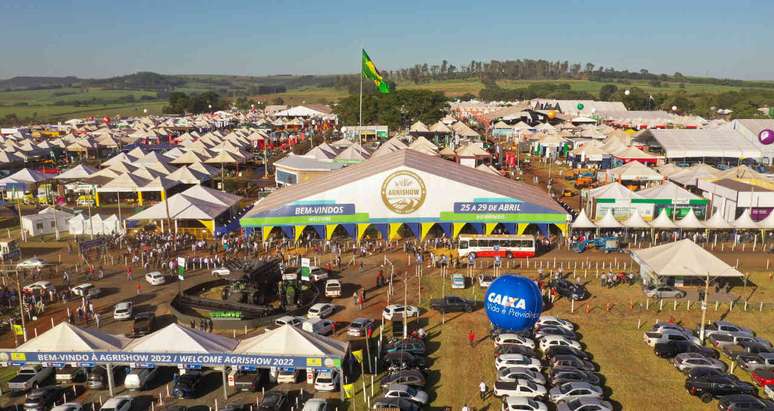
484, 275, 543, 332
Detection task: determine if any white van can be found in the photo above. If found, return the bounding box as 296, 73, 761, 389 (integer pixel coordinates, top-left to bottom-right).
124, 367, 159, 391
324, 280, 342, 298
302, 318, 334, 336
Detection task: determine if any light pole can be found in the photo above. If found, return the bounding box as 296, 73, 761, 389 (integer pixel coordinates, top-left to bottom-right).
699, 272, 710, 342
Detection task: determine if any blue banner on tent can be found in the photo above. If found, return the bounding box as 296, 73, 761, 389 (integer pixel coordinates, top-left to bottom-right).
312, 225, 326, 239
281, 226, 295, 239
341, 224, 356, 239
405, 223, 420, 238
252, 203, 355, 218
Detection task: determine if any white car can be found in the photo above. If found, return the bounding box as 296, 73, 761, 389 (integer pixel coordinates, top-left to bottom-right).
277, 368, 302, 383
51, 403, 84, 411
382, 304, 419, 321
535, 316, 575, 332
99, 396, 133, 411
493, 379, 547, 398
643, 329, 701, 347
672, 353, 727, 373
314, 369, 338, 391
765, 384, 774, 401
302, 398, 328, 411
478, 275, 495, 288
70, 283, 99, 297
113, 302, 133, 320
307, 303, 335, 319
22, 280, 55, 293
496, 367, 546, 385
212, 267, 231, 277
494, 333, 536, 349
145, 271, 166, 286
383, 384, 429, 405
539, 335, 582, 352
548, 382, 604, 403
310, 267, 329, 282
274, 315, 304, 327
16, 257, 46, 270
495, 354, 542, 372
501, 397, 548, 411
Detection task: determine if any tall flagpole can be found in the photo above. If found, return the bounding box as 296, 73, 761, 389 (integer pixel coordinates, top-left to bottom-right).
358, 49, 363, 145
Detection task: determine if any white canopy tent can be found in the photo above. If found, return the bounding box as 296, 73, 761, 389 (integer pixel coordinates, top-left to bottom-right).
704, 212, 734, 230
650, 209, 678, 229
675, 208, 705, 229
734, 209, 760, 230
17, 322, 128, 351
570, 209, 596, 229
623, 210, 651, 229
631, 239, 744, 284
125, 323, 238, 353
595, 209, 623, 229
234, 325, 348, 359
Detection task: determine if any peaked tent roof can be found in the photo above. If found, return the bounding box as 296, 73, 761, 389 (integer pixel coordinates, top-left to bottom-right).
656, 163, 684, 177
125, 323, 238, 353
669, 163, 720, 187
587, 182, 641, 200
246, 149, 565, 216
631, 239, 744, 278
234, 324, 348, 358
606, 160, 663, 181
650, 209, 678, 229
623, 210, 651, 228
704, 211, 734, 229
409, 121, 430, 133
166, 165, 211, 184
734, 209, 760, 229
0, 168, 50, 185
757, 210, 774, 229
596, 209, 623, 228
17, 322, 128, 351
676, 208, 705, 229
55, 164, 98, 180
637, 181, 700, 201
570, 209, 596, 229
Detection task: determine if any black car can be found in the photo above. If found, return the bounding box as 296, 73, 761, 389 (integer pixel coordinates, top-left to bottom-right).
23, 387, 60, 411
372, 397, 421, 411
258, 391, 288, 411
655, 341, 719, 359
717, 394, 774, 410
132, 311, 157, 337
551, 279, 588, 301
687, 367, 734, 381
172, 371, 204, 399
381, 369, 426, 389
429, 296, 475, 313
544, 345, 592, 361
548, 366, 601, 386
495, 344, 538, 359
685, 374, 757, 402
383, 338, 426, 356
383, 352, 427, 370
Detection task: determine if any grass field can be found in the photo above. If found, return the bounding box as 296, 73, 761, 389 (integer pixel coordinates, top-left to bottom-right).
407, 253, 774, 411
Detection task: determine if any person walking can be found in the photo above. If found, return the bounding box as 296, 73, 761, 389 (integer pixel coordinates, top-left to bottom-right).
467, 330, 476, 347
462, 404, 470, 411
479, 380, 487, 400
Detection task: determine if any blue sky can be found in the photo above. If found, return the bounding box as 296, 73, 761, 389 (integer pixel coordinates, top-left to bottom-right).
0, 0, 771, 80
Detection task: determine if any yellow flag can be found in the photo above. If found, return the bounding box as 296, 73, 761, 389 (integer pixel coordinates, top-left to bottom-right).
343, 383, 355, 399
352, 349, 363, 363
13, 324, 23, 336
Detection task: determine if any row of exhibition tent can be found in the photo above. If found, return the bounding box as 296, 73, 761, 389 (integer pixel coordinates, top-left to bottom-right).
572, 207, 774, 231
10, 321, 349, 369
19, 206, 124, 237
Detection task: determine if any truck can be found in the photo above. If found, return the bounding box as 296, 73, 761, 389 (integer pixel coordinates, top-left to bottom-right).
324, 279, 342, 298
571, 237, 621, 253
429, 296, 475, 313
7, 365, 54, 393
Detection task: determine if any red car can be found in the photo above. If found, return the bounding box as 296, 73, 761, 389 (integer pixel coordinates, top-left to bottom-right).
751, 369, 774, 386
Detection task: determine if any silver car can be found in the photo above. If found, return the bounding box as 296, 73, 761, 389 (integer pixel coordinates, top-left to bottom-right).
644, 285, 686, 299
556, 397, 613, 411
497, 367, 546, 385
548, 382, 603, 403
383, 384, 429, 405
672, 353, 727, 373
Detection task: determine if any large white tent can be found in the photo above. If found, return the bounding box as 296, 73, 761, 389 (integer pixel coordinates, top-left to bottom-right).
126, 323, 238, 353
570, 209, 596, 229
17, 322, 128, 351
605, 160, 663, 182
631, 239, 744, 284
234, 325, 348, 358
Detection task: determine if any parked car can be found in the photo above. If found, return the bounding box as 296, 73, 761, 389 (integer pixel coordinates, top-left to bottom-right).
644, 285, 686, 299
539, 335, 582, 352
70, 283, 101, 298
384, 338, 426, 356
124, 367, 159, 391
302, 318, 334, 336
99, 396, 133, 411
495, 354, 542, 372
382, 304, 419, 321
500, 397, 548, 411
232, 368, 269, 392
651, 322, 694, 336
495, 333, 536, 349
314, 369, 338, 392
51, 403, 84, 411
495, 344, 538, 359
544, 346, 592, 361
548, 367, 601, 386
752, 369, 774, 387
548, 382, 604, 403
371, 397, 421, 411
86, 366, 125, 390
703, 321, 755, 338
310, 267, 329, 282
212, 267, 231, 277
535, 316, 575, 332
534, 326, 577, 341
131, 311, 156, 337
711, 333, 771, 350
113, 301, 133, 320
382, 384, 429, 405
144, 271, 166, 286
324, 280, 342, 298
493, 379, 547, 399
55, 366, 87, 384
22, 281, 55, 294
478, 275, 495, 288
654, 341, 719, 359
685, 374, 757, 402
274, 315, 304, 327
673, 353, 727, 373
383, 352, 427, 370
550, 355, 596, 372
23, 386, 60, 411
556, 398, 613, 411
497, 367, 546, 385
739, 353, 774, 372
643, 330, 701, 347
276, 368, 303, 384
301, 399, 328, 411
686, 367, 732, 381
766, 385, 774, 401
258, 391, 288, 411
716, 394, 774, 410
430, 296, 475, 313
381, 369, 426, 389
7, 365, 54, 393
551, 279, 588, 300
172, 371, 204, 399
451, 273, 466, 289
307, 303, 335, 319
348, 318, 375, 337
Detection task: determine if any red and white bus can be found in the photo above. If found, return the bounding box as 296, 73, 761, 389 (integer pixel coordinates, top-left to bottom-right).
457, 234, 536, 259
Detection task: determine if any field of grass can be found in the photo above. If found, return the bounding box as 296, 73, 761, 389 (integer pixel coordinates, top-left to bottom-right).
0, 100, 166, 121
409, 251, 774, 411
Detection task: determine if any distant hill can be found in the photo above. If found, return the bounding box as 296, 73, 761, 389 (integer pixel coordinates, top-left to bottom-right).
0, 76, 82, 91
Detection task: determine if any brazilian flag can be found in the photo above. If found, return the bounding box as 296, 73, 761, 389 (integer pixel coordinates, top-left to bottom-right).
362, 49, 390, 94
